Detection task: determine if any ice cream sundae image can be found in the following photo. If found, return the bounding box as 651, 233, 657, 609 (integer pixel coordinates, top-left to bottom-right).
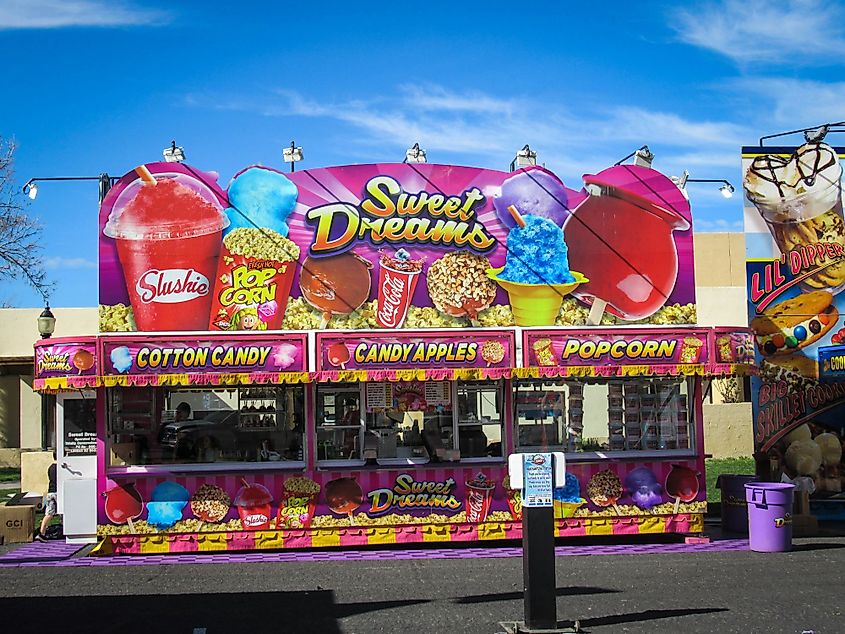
624, 467, 663, 510
745, 142, 845, 292
325, 477, 364, 525
299, 253, 373, 328
553, 473, 585, 518
427, 251, 497, 326
146, 481, 190, 530
487, 205, 586, 326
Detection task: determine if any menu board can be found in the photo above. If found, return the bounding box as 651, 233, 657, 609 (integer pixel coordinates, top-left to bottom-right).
366, 383, 392, 410
425, 382, 451, 406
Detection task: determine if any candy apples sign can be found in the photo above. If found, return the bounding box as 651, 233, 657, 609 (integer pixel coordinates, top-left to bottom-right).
99, 162, 696, 333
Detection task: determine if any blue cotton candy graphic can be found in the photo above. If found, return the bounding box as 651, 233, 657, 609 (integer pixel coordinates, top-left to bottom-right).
110, 346, 132, 374
146, 481, 189, 529
225, 166, 298, 237
499, 215, 575, 285
554, 473, 582, 503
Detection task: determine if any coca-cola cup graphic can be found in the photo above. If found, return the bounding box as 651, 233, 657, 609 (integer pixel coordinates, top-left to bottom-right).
376, 249, 423, 329
465, 473, 495, 523
103, 168, 229, 331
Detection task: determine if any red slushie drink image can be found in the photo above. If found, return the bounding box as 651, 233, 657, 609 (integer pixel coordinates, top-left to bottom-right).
103, 168, 229, 331
376, 248, 423, 329
465, 473, 495, 523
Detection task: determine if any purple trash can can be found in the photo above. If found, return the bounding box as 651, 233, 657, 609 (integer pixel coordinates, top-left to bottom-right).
744, 482, 794, 552
717, 474, 756, 534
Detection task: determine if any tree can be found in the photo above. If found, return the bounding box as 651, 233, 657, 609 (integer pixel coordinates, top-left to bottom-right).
0, 137, 52, 303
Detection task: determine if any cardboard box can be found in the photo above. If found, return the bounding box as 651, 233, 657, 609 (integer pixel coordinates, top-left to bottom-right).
0, 504, 36, 544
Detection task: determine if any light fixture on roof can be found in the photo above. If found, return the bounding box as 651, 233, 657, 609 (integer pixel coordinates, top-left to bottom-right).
758, 120, 845, 146
614, 145, 654, 168
510, 145, 537, 171
163, 140, 186, 163
283, 141, 304, 172
404, 142, 427, 164
671, 170, 735, 199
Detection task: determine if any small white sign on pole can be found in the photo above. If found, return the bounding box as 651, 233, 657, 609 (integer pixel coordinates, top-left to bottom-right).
508, 452, 566, 506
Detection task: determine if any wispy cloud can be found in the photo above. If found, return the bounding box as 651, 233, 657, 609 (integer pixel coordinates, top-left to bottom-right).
193, 84, 748, 181
729, 77, 845, 128
43, 257, 96, 270
671, 0, 845, 66
0, 1, 170, 30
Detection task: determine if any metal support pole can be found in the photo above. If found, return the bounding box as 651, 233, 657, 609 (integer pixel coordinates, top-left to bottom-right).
522, 505, 557, 630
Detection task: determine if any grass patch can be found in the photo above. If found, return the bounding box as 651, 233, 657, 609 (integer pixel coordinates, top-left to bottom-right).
0, 468, 20, 483
705, 457, 755, 503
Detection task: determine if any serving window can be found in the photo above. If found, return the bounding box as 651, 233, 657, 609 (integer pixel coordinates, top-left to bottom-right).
107, 385, 306, 468
514, 378, 693, 455
315, 379, 505, 466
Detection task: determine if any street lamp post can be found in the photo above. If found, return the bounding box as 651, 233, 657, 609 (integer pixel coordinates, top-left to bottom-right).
37, 303, 56, 450
23, 173, 117, 204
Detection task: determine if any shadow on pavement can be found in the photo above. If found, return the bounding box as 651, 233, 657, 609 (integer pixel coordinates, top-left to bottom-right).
791, 541, 845, 552
0, 591, 431, 633
573, 607, 729, 631
454, 586, 619, 604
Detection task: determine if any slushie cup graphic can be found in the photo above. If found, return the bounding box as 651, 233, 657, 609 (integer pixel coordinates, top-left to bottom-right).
376, 248, 423, 329
488, 205, 586, 326
103, 165, 229, 331
744, 142, 845, 293
465, 473, 495, 523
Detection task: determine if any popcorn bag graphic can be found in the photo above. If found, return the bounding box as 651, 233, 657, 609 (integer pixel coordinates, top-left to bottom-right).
208, 227, 299, 331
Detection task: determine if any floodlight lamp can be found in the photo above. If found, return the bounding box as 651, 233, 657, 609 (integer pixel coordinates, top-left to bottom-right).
26, 182, 38, 200
404, 143, 427, 164
720, 183, 735, 199
671, 170, 690, 190
514, 144, 537, 168
804, 125, 830, 144
163, 141, 186, 163
283, 145, 304, 163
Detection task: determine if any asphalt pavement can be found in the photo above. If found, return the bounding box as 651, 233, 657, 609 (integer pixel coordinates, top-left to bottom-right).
0, 534, 842, 634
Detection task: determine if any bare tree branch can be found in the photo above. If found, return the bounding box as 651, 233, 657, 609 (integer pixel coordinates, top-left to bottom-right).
0, 137, 53, 303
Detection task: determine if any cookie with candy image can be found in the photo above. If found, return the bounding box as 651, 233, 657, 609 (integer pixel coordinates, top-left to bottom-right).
751, 290, 838, 356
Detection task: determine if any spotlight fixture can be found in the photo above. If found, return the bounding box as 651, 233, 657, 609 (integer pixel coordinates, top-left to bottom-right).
614, 145, 654, 168
672, 170, 735, 199
404, 142, 427, 164
509, 145, 537, 171
283, 141, 304, 172
759, 120, 845, 146
163, 141, 186, 163
25, 182, 38, 200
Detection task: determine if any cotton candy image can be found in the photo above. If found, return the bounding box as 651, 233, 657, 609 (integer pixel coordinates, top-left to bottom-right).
146, 481, 190, 530
110, 346, 132, 374
225, 166, 298, 237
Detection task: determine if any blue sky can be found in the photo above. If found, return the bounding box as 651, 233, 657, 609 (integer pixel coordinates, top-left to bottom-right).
2, 0, 845, 308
